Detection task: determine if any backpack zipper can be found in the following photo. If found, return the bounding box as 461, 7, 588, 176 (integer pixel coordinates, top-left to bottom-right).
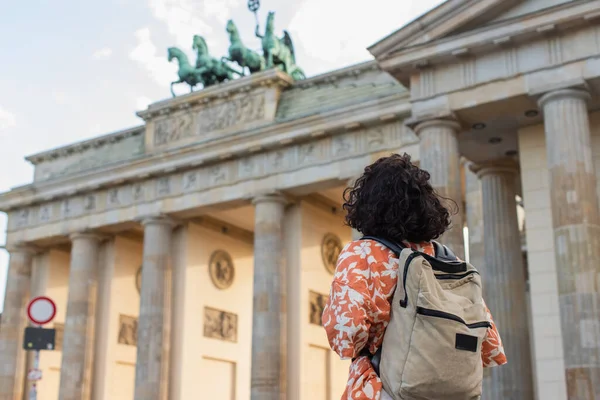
435, 270, 479, 280
416, 306, 492, 329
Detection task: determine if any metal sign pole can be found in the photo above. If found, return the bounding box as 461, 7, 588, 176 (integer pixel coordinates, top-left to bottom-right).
29, 349, 40, 400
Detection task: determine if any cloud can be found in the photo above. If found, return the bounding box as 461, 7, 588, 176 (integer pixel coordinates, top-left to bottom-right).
92, 47, 113, 60
147, 0, 241, 49
288, 0, 445, 71
0, 107, 16, 132
52, 91, 71, 105
136, 96, 152, 111
129, 28, 177, 87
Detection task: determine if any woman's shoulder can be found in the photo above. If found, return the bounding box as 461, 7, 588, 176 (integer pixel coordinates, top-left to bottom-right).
339, 238, 398, 265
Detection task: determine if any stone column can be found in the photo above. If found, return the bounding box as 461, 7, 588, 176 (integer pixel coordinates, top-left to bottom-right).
414, 119, 464, 258
251, 193, 287, 400
134, 216, 174, 400
0, 246, 35, 400
471, 160, 533, 399
464, 161, 484, 267
538, 88, 600, 398
169, 226, 187, 400
91, 241, 114, 400
58, 233, 103, 400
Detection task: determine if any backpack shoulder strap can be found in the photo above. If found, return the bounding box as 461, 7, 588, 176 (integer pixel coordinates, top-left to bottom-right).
360, 236, 407, 256
432, 241, 458, 261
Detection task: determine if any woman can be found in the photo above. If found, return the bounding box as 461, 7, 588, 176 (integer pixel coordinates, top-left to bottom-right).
322, 153, 507, 400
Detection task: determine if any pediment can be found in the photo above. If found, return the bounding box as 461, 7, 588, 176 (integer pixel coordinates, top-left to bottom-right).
368, 0, 573, 59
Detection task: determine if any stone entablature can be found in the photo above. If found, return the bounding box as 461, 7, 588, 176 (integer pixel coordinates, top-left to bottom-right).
139, 69, 294, 154
25, 126, 145, 183
2, 99, 414, 244
371, 0, 600, 119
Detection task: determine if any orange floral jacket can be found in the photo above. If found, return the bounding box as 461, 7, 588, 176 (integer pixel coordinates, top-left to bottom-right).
322, 239, 507, 400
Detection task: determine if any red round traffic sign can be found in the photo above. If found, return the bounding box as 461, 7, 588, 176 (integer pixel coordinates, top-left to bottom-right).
27, 296, 56, 326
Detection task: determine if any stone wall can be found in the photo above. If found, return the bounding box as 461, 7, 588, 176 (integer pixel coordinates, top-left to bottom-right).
35, 250, 70, 400
181, 224, 253, 400
299, 201, 351, 400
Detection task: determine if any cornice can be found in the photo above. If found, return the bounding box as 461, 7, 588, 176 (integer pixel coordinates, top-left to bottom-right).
292, 60, 381, 88
25, 126, 145, 165
378, 0, 600, 75
136, 68, 294, 121
0, 91, 411, 211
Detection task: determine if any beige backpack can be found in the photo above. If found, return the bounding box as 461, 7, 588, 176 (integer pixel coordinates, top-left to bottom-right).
361, 237, 490, 400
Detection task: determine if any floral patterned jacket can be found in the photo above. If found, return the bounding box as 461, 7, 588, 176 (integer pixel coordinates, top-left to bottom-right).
322, 239, 507, 400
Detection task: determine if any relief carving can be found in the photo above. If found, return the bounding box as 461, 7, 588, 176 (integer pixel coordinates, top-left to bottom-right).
107, 188, 120, 206
333, 135, 353, 156
183, 171, 198, 191
197, 94, 265, 134
267, 150, 286, 171
16, 209, 29, 228
118, 314, 138, 346
203, 307, 237, 342
156, 177, 171, 196
321, 233, 343, 274
208, 250, 235, 290
209, 165, 228, 185
132, 183, 145, 202
84, 195, 96, 211
154, 114, 194, 146
39, 205, 52, 223
309, 291, 327, 326
298, 143, 316, 165
366, 127, 385, 148
135, 266, 142, 294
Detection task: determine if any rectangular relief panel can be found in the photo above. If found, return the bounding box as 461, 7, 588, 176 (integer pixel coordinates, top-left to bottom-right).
203, 306, 238, 342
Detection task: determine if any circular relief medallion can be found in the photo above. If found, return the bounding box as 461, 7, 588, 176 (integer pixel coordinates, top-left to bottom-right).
321, 233, 343, 274
209, 250, 235, 290
135, 266, 142, 294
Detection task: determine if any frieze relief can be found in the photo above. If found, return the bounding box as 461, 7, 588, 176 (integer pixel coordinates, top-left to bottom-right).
152, 92, 267, 148
8, 121, 415, 232
33, 131, 145, 182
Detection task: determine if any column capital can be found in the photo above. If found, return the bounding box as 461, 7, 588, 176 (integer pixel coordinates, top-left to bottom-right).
413, 118, 461, 136
252, 192, 288, 206
69, 232, 107, 242
538, 88, 591, 108
470, 158, 519, 179
5, 242, 39, 255
139, 214, 177, 227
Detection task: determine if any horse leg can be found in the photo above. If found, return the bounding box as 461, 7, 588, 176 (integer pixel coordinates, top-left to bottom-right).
170, 80, 182, 97
265, 50, 273, 69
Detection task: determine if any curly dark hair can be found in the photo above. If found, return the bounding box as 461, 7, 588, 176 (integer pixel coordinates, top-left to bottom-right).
343, 153, 456, 243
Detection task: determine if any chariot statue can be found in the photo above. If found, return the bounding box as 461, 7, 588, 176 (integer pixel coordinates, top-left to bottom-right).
165, 1, 305, 97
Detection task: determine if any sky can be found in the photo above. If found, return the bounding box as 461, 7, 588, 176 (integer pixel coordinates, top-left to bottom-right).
0, 0, 445, 311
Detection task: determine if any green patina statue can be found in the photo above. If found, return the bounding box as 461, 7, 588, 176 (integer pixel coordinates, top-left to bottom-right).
167, 47, 204, 97
256, 11, 305, 80
165, 5, 305, 97
222, 19, 265, 75
192, 35, 242, 86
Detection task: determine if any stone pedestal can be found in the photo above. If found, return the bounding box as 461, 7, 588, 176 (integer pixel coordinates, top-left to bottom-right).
415, 119, 464, 258
134, 216, 174, 400
472, 160, 533, 399
538, 88, 600, 398
58, 234, 102, 400
250, 193, 287, 400
0, 247, 35, 400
